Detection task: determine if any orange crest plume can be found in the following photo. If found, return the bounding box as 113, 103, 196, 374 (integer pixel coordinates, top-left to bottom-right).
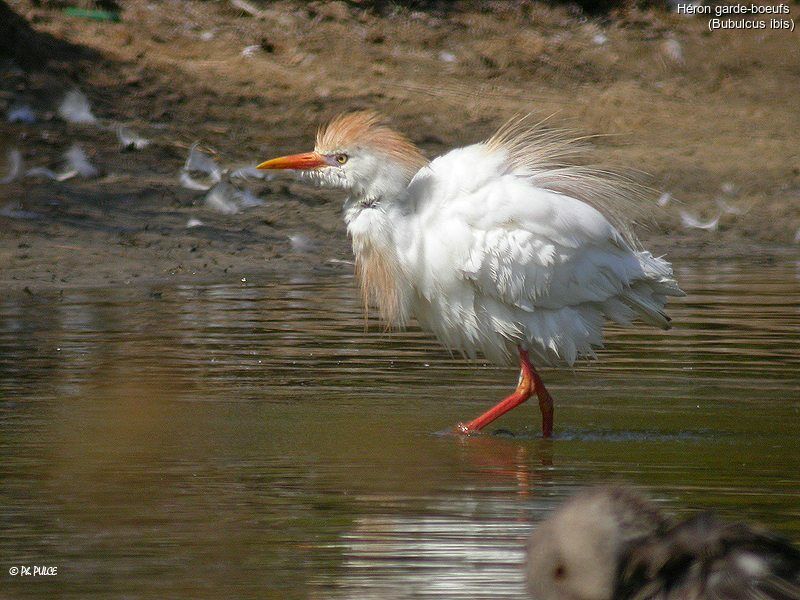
316, 111, 428, 175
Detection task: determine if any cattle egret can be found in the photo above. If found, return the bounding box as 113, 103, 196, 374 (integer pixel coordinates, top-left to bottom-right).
257, 111, 684, 437
527, 486, 800, 600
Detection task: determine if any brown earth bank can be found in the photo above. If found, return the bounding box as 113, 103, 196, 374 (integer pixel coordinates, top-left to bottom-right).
1, 0, 798, 295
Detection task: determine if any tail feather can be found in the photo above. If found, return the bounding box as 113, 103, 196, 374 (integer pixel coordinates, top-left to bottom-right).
622, 288, 672, 330
614, 252, 684, 330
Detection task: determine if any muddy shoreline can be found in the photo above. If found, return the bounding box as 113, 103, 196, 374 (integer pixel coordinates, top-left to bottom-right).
1, 1, 798, 294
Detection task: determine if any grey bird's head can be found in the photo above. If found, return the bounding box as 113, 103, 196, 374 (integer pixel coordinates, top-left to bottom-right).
526, 486, 668, 600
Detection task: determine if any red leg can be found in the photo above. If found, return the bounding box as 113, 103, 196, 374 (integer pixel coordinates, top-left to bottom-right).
534, 371, 554, 438
457, 348, 555, 438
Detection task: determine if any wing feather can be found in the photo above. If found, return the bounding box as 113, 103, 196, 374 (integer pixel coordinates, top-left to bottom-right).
400, 126, 683, 366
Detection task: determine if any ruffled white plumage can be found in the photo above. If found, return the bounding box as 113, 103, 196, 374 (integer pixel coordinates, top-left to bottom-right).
347, 140, 683, 367
256, 111, 682, 434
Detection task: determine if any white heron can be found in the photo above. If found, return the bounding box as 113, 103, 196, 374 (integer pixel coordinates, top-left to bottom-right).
256, 111, 683, 437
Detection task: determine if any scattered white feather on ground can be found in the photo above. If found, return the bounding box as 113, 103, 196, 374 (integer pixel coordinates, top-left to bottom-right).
1, 149, 23, 184
229, 0, 265, 18
204, 183, 240, 214
117, 125, 150, 150
680, 210, 720, 231
229, 165, 274, 182
186, 217, 205, 228
203, 182, 265, 214
235, 188, 265, 209
179, 172, 213, 191
241, 45, 260, 58
438, 51, 457, 63
26, 166, 70, 181
593, 33, 608, 45
720, 182, 737, 195
58, 90, 97, 124
715, 198, 746, 215
184, 143, 222, 178
26, 167, 79, 181
7, 105, 36, 124
181, 145, 268, 212
25, 145, 98, 181
65, 145, 99, 178
657, 192, 671, 207
180, 143, 222, 190
661, 38, 684, 65
289, 234, 316, 253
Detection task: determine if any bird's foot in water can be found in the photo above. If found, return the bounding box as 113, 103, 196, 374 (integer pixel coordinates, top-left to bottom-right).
454, 422, 480, 435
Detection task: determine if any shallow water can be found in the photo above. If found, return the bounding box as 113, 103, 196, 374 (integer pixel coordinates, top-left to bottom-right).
1, 260, 799, 599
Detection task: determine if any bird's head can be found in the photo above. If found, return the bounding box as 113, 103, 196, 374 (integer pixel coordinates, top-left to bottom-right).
526, 487, 667, 600
527, 505, 620, 600
257, 111, 427, 202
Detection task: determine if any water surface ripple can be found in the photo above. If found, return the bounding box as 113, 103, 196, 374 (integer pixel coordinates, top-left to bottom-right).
1, 260, 798, 599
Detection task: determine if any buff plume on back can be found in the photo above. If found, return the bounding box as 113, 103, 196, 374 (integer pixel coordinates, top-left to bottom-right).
485, 114, 646, 248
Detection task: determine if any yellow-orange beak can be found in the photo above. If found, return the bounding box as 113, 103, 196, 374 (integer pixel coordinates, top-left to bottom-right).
256, 151, 327, 171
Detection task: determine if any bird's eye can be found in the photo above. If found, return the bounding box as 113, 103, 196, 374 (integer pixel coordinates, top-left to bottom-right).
553, 564, 567, 580
335, 153, 348, 165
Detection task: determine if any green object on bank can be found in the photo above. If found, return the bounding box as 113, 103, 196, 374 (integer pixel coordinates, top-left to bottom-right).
63, 7, 121, 22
